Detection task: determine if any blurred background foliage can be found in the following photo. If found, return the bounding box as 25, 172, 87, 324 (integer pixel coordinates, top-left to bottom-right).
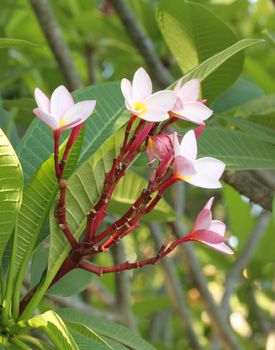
1, 0, 275, 349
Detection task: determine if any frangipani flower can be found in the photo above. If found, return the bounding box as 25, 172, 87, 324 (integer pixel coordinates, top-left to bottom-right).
185, 197, 233, 254
171, 79, 213, 125
173, 130, 225, 189
147, 134, 173, 164
33, 85, 96, 131
121, 67, 176, 122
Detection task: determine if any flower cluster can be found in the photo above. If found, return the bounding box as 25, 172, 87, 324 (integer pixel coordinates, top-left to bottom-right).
32, 67, 233, 282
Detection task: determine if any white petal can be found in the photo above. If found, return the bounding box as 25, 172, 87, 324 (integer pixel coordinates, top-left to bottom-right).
174, 102, 213, 124
145, 90, 177, 111
121, 78, 134, 108
34, 88, 50, 112
172, 132, 181, 157
178, 79, 200, 101
50, 85, 74, 119
202, 242, 234, 254
33, 108, 59, 130
194, 157, 225, 180
174, 156, 196, 178
209, 220, 226, 236
139, 109, 169, 122
132, 67, 152, 101
179, 130, 197, 161
173, 78, 183, 93
63, 100, 96, 125
186, 173, 222, 189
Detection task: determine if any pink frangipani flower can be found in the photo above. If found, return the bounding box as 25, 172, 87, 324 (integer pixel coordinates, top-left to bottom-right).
171, 79, 213, 125
33, 85, 96, 131
121, 67, 176, 122
184, 197, 233, 254
147, 133, 173, 164
173, 130, 225, 189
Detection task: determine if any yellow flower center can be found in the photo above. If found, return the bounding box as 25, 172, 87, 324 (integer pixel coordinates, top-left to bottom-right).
134, 102, 147, 115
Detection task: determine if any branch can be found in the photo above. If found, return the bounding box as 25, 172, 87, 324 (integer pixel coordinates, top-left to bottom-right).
223, 171, 274, 211
149, 222, 203, 350
29, 0, 83, 90
111, 241, 138, 333
109, 0, 174, 88
221, 211, 270, 314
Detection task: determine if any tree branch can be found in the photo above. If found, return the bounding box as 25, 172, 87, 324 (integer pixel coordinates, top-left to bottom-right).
109, 0, 174, 88
29, 0, 83, 90
221, 211, 270, 314
149, 222, 203, 350
223, 171, 274, 211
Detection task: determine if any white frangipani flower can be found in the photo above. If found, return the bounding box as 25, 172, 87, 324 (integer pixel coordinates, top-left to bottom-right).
172, 79, 213, 125
121, 67, 176, 122
33, 85, 96, 131
173, 130, 225, 189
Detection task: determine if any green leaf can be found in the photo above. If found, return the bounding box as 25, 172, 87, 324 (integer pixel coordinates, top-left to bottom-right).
19, 310, 78, 350
198, 127, 275, 170
157, 0, 262, 102
109, 171, 175, 222
233, 94, 275, 118
273, 197, 275, 226
66, 322, 112, 349
0, 129, 23, 263
0, 38, 40, 49
71, 332, 128, 350
59, 308, 156, 350
217, 115, 275, 144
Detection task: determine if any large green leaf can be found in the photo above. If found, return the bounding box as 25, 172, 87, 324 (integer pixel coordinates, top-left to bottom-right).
233, 94, 275, 118
109, 171, 175, 222
59, 308, 156, 350
198, 127, 275, 170
16, 82, 126, 184
18, 310, 78, 350
0, 129, 23, 263
157, 0, 248, 102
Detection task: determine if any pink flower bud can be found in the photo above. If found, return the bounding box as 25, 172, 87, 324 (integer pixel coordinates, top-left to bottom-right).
147, 134, 173, 165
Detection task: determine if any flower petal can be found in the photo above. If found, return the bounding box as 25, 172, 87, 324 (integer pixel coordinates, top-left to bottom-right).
193, 208, 212, 231
33, 108, 59, 130
50, 85, 74, 119
202, 242, 234, 254
194, 157, 225, 180
192, 229, 226, 244
178, 79, 200, 101
174, 155, 196, 178
132, 67, 152, 101
139, 109, 169, 122
121, 78, 134, 109
186, 173, 222, 189
209, 220, 226, 236
34, 88, 50, 112
174, 102, 213, 124
179, 130, 197, 161
63, 100, 96, 125
204, 197, 214, 210
145, 90, 177, 111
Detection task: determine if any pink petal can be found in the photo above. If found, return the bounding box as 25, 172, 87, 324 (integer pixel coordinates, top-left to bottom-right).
193, 208, 212, 231
203, 197, 214, 210
50, 85, 74, 119
178, 79, 200, 102
33, 108, 59, 130
179, 130, 197, 161
145, 90, 177, 111
202, 242, 234, 254
139, 108, 169, 122
175, 102, 213, 124
194, 157, 225, 180
174, 155, 196, 178
34, 88, 50, 112
121, 78, 134, 108
209, 220, 226, 236
173, 78, 183, 93
172, 132, 181, 157
132, 67, 152, 101
63, 100, 96, 125
192, 229, 226, 244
